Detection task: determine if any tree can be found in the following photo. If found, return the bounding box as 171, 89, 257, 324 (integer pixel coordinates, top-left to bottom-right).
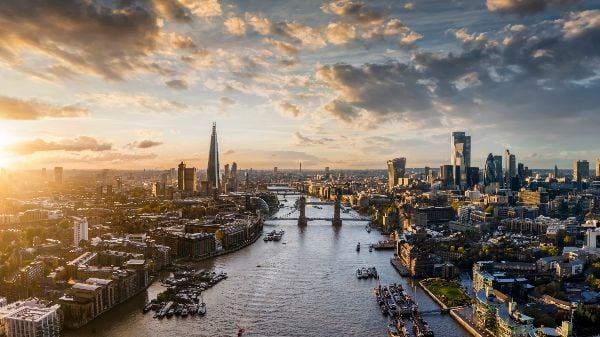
563, 236, 574, 245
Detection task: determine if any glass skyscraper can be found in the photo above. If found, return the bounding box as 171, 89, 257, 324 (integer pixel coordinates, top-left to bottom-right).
207, 122, 220, 196
451, 132, 471, 185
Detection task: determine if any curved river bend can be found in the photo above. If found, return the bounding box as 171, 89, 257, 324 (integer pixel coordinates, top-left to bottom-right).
66, 195, 469, 337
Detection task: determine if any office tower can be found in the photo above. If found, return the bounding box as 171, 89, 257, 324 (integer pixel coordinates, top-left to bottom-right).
184, 167, 197, 193
573, 160, 590, 179
509, 155, 516, 177
493, 155, 502, 184
73, 217, 88, 247
450, 132, 471, 185
177, 162, 186, 191
440, 165, 456, 187
324, 166, 330, 179
574, 160, 590, 190
274, 167, 278, 175
224, 164, 230, 180
596, 159, 600, 178
231, 162, 238, 192
387, 157, 407, 190
466, 167, 480, 188
424, 166, 430, 181
517, 163, 524, 178
207, 123, 220, 195
554, 165, 559, 178
504, 149, 517, 178
299, 162, 302, 173
54, 167, 63, 185
484, 153, 496, 186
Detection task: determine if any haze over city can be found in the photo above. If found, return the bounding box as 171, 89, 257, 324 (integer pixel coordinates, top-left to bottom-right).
1, 0, 599, 170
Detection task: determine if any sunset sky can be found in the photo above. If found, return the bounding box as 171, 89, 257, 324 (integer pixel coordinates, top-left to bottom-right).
0, 0, 599, 170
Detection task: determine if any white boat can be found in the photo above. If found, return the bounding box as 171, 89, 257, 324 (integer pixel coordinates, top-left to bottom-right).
356, 268, 362, 278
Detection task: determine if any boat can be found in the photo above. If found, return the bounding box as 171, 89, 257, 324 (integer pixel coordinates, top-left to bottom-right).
356, 242, 360, 252
174, 304, 182, 316
369, 245, 373, 252
356, 268, 362, 279
361, 267, 369, 278
166, 309, 174, 318
388, 323, 401, 337
143, 302, 153, 313
263, 236, 270, 242
181, 307, 188, 317
197, 302, 206, 316
367, 227, 371, 233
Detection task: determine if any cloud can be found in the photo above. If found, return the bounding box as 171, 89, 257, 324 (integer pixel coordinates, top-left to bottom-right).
486, 0, 576, 16
81, 92, 189, 113
129, 140, 163, 149
314, 9, 600, 130
166, 79, 189, 90
316, 62, 433, 125
244, 13, 326, 49
0, 96, 88, 120
293, 132, 335, 146
0, 0, 166, 80
278, 101, 302, 117
265, 38, 299, 56
224, 16, 246, 36
224, 149, 235, 155
400, 31, 423, 45
325, 22, 357, 44
8, 136, 112, 155
404, 3, 414, 11
175, 0, 221, 17
219, 97, 236, 106
321, 0, 387, 25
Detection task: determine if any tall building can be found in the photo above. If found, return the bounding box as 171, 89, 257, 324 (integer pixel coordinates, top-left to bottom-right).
230, 162, 238, 192
73, 217, 88, 247
207, 123, 220, 196
177, 162, 186, 191
554, 165, 559, 178
440, 165, 456, 187
574, 160, 590, 179
387, 158, 407, 190
53, 167, 63, 185
504, 149, 516, 178
484, 153, 496, 186
451, 132, 471, 185
596, 159, 600, 178
493, 155, 503, 185
184, 167, 197, 193
466, 167, 480, 188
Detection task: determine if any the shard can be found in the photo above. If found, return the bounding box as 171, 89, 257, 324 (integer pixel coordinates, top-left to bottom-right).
207, 122, 220, 196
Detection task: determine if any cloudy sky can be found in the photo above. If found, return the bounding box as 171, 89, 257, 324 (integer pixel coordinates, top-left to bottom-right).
0, 0, 599, 171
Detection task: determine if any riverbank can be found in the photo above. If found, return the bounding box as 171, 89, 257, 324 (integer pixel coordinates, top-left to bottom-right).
420, 278, 471, 308
173, 229, 263, 266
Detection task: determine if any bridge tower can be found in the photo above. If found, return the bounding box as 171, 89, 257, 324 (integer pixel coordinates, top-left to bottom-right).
298, 196, 307, 226
332, 196, 342, 226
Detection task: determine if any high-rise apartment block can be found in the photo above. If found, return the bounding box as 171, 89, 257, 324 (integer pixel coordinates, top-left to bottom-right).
73, 217, 88, 247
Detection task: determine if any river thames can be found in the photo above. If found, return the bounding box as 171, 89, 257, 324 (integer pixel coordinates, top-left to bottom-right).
65, 195, 469, 337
